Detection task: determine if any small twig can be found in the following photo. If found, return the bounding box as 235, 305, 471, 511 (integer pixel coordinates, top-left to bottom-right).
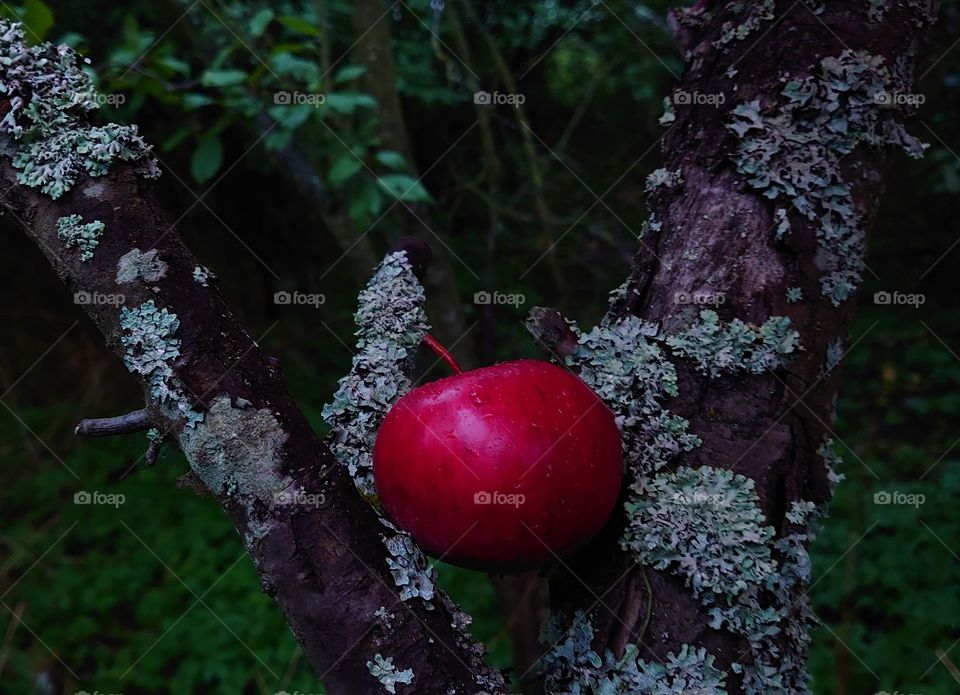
74, 409, 152, 437
525, 307, 580, 362
144, 438, 162, 467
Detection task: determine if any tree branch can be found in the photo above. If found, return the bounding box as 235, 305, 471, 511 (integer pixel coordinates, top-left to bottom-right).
74, 408, 151, 437
0, 23, 504, 695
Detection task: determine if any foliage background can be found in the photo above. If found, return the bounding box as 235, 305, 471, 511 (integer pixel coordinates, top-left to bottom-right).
0, 1, 958, 693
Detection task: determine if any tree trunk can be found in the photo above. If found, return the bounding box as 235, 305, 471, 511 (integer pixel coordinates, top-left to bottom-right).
526, 1, 935, 692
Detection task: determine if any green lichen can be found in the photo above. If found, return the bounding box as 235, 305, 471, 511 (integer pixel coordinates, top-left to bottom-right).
180, 396, 291, 504
322, 251, 428, 499
367, 653, 414, 694
644, 167, 683, 193
867, 0, 887, 22
727, 50, 925, 305
567, 314, 701, 477
658, 97, 676, 126
624, 466, 776, 600
713, 0, 774, 48
192, 265, 215, 286
540, 611, 727, 694
119, 300, 202, 428
823, 338, 844, 376
381, 526, 436, 605
0, 21, 159, 199
321, 251, 438, 607
665, 309, 800, 378
116, 248, 168, 283
56, 214, 104, 261
786, 286, 803, 303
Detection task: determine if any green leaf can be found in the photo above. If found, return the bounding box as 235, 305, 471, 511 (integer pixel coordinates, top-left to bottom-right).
375, 150, 407, 170
248, 9, 274, 36
333, 65, 367, 84
183, 93, 215, 110
278, 15, 321, 36
328, 156, 363, 186
377, 174, 434, 203
23, 0, 54, 42
200, 69, 248, 88
267, 103, 315, 129
325, 92, 377, 115
348, 180, 383, 224
191, 134, 223, 184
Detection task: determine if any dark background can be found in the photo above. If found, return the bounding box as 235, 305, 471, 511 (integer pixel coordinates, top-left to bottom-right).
1, 1, 958, 693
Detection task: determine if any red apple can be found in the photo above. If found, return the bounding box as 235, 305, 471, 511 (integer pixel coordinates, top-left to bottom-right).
373, 358, 622, 572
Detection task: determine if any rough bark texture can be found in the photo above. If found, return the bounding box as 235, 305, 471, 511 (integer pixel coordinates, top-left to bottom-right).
0, 160, 504, 694
526, 1, 934, 692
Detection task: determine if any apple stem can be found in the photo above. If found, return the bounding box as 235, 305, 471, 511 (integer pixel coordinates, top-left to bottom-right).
423, 334, 463, 374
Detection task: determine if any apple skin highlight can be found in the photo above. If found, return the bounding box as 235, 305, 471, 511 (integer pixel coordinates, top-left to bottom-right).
373, 359, 623, 572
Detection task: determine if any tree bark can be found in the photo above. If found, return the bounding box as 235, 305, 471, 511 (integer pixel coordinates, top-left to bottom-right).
528, 1, 934, 692
0, 159, 504, 694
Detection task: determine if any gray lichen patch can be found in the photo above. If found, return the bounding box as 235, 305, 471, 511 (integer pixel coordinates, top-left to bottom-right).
0, 21, 159, 199
569, 314, 701, 477
381, 528, 436, 605
727, 50, 926, 305
56, 214, 104, 261
665, 309, 800, 377
322, 251, 428, 499
644, 167, 683, 193
180, 396, 293, 505
192, 265, 215, 286
367, 653, 414, 694
116, 248, 168, 283
624, 466, 776, 601
119, 300, 202, 427
713, 0, 774, 48
540, 611, 727, 693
